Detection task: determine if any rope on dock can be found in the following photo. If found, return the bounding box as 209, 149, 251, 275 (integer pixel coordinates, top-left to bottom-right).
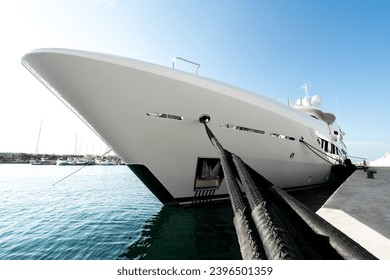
270, 186, 377, 260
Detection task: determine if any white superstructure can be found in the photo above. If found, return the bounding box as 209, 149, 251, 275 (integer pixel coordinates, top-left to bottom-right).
22, 49, 352, 205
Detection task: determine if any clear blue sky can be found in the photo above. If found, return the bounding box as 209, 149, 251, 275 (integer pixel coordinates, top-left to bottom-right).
1, 0, 389, 161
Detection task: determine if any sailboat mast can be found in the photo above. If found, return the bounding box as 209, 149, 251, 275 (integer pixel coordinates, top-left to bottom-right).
73, 134, 77, 156
35, 120, 43, 155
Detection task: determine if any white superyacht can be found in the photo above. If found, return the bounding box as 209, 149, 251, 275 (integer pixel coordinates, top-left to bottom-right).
22, 49, 353, 206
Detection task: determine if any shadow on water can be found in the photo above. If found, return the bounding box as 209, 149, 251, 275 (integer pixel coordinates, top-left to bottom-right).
119, 201, 242, 260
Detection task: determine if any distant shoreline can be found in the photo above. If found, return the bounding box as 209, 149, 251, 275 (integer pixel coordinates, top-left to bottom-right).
0, 152, 120, 165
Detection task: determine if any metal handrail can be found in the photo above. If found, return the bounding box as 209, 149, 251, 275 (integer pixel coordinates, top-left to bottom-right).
172, 57, 200, 75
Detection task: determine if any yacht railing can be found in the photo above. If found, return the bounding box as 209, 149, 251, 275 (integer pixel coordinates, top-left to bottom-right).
172, 57, 200, 75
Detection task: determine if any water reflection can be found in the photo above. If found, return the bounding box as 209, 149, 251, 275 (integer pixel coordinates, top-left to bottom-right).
120, 202, 241, 260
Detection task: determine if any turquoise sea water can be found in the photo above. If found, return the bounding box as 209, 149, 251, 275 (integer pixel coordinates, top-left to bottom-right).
0, 164, 240, 260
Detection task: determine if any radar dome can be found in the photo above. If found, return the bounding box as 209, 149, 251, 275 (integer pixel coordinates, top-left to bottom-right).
311, 95, 323, 107
302, 95, 311, 106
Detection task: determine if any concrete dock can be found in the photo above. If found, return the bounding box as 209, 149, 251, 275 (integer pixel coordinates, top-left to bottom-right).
317, 167, 390, 259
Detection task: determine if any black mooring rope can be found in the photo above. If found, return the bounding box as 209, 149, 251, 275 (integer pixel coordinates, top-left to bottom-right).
200, 115, 265, 260
299, 138, 339, 165
232, 154, 304, 260
52, 149, 112, 186
199, 114, 377, 260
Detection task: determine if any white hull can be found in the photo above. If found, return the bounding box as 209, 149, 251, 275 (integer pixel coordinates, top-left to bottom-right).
22, 49, 349, 205
56, 160, 68, 166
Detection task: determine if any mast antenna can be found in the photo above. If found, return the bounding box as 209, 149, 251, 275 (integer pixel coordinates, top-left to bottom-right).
300, 81, 311, 97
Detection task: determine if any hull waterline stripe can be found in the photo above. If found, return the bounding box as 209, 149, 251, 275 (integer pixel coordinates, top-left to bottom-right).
128, 164, 178, 206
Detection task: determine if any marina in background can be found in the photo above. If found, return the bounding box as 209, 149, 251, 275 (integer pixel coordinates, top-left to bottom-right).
0, 152, 123, 165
